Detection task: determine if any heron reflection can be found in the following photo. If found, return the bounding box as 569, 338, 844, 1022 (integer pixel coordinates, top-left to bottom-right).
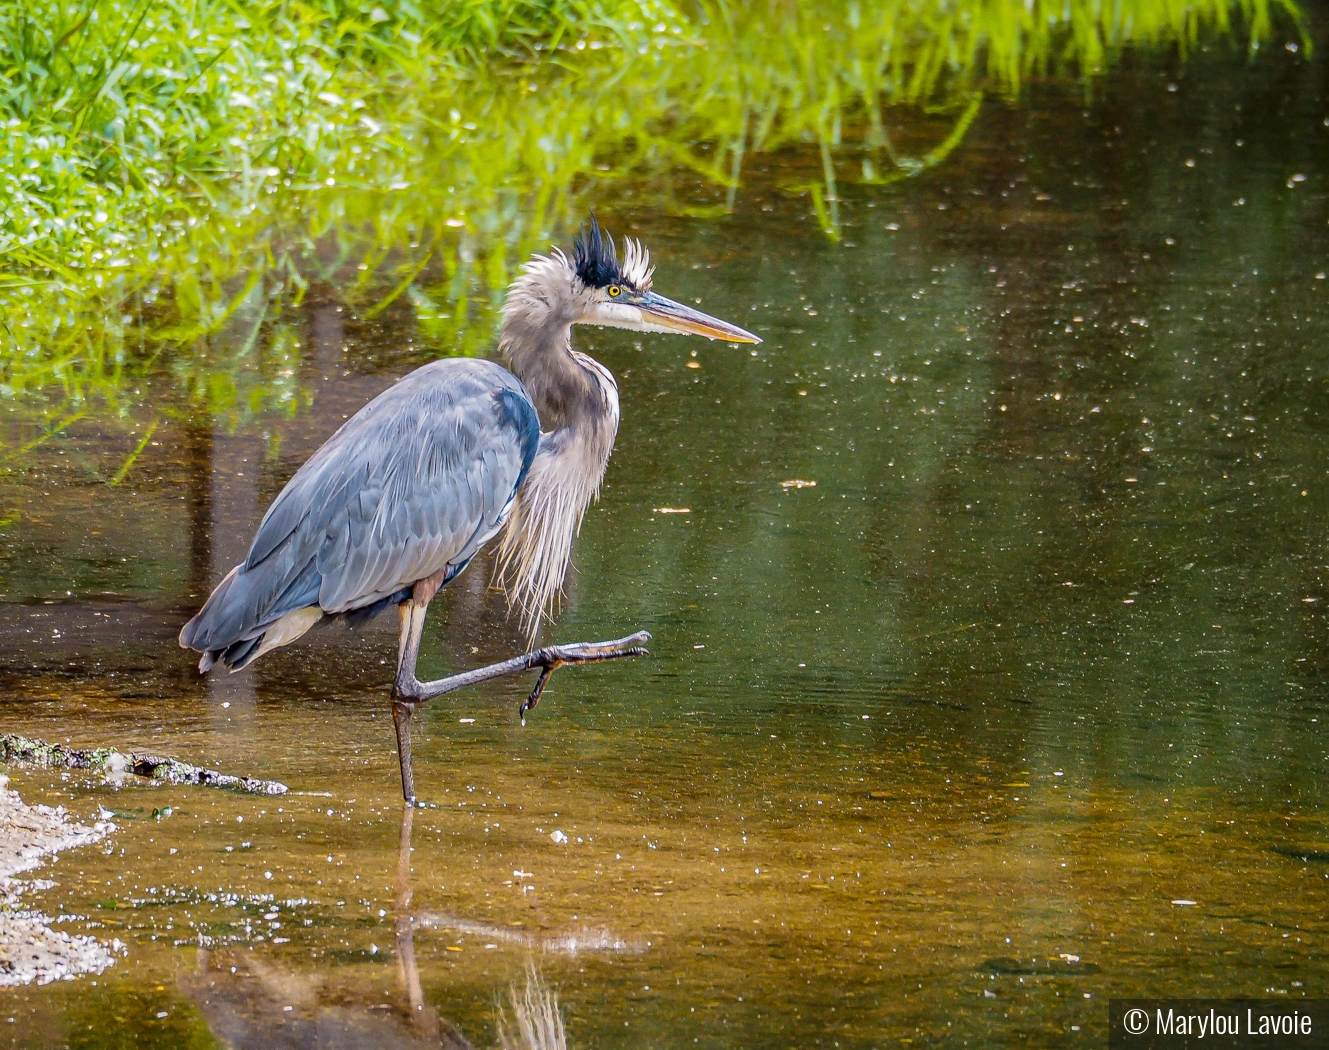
181, 803, 638, 1049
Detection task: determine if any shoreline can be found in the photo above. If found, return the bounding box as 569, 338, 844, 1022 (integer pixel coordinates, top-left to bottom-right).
0, 773, 123, 987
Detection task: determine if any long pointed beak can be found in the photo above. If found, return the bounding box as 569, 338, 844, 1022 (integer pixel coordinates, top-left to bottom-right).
635, 291, 762, 343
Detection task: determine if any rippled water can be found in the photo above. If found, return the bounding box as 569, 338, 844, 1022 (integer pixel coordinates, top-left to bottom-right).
3, 37, 1329, 1049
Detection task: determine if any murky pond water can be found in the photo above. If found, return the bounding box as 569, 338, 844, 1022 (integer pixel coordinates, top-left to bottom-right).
3, 32, 1329, 1050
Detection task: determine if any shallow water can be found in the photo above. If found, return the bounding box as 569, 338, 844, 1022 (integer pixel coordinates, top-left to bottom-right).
3, 32, 1329, 1050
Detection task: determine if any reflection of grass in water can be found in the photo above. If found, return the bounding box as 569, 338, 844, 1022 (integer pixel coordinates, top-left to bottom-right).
0, 0, 1302, 460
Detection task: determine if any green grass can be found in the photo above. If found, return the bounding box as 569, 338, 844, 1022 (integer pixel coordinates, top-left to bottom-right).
0, 0, 666, 296
0, 0, 1306, 452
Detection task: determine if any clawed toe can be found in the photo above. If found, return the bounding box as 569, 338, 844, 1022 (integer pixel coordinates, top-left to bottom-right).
517, 631, 651, 723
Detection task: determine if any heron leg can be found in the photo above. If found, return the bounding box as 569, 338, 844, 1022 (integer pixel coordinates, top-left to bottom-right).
388, 588, 649, 801
395, 630, 650, 706
391, 599, 430, 803
392, 698, 418, 803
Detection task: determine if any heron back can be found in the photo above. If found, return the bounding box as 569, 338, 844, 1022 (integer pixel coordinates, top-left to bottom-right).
180, 358, 539, 670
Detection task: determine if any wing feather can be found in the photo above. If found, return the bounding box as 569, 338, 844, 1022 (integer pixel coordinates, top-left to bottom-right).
181, 359, 539, 655
311, 363, 536, 612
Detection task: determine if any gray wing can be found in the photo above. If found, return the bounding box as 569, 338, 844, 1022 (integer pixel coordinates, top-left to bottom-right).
180, 358, 540, 653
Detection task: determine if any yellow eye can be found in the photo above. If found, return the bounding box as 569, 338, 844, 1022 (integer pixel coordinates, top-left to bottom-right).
607, 285, 621, 297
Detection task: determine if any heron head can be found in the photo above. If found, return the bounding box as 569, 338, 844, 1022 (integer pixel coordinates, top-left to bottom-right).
569, 216, 761, 344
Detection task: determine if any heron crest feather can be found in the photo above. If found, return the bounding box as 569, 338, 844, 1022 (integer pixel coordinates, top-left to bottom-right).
573, 215, 654, 291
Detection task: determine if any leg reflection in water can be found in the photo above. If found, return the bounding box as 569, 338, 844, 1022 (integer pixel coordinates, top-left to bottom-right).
398, 804, 570, 1050
395, 802, 471, 1047
180, 803, 575, 1049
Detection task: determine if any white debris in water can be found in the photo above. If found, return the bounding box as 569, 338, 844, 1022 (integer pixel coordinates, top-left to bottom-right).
0, 774, 122, 986
1172, 899, 1197, 906
550, 830, 567, 845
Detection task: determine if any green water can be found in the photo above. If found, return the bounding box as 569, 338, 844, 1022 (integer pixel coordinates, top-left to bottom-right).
3, 25, 1329, 1050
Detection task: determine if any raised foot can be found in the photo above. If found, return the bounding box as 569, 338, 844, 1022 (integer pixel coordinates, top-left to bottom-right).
391, 630, 650, 798
520, 630, 651, 721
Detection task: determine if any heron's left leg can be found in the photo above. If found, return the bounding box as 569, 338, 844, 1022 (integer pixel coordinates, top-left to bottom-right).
395, 631, 650, 708
389, 577, 648, 801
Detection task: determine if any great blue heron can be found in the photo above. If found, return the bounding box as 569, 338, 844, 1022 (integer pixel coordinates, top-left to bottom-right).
180, 217, 759, 801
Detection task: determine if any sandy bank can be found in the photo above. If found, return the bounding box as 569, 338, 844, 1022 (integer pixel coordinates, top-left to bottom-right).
0, 773, 123, 986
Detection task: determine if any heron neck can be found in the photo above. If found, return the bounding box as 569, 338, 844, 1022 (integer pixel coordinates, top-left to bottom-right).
525, 337, 620, 523
500, 316, 601, 434
497, 319, 620, 640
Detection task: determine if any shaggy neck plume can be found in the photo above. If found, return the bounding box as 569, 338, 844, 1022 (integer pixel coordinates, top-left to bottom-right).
496, 253, 620, 639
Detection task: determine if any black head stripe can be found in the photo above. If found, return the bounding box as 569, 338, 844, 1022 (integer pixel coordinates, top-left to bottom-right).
573, 214, 623, 289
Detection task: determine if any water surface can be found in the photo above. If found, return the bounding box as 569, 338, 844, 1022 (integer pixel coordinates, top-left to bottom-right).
2, 32, 1329, 1050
